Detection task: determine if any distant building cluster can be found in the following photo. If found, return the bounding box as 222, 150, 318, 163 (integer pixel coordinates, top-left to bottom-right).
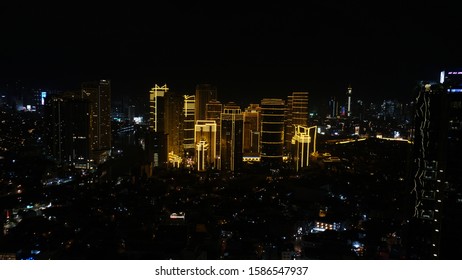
0, 80, 417, 174
141, 85, 318, 173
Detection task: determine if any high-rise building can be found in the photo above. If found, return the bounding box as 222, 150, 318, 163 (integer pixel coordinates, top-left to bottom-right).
435, 70, 462, 258
442, 71, 462, 195
260, 98, 285, 165
45, 92, 90, 168
183, 95, 195, 163
291, 125, 317, 172
408, 70, 462, 259
149, 84, 169, 132
291, 92, 309, 126
328, 96, 339, 118
347, 85, 352, 117
206, 100, 222, 122
409, 81, 446, 259
146, 84, 169, 169
284, 95, 293, 153
195, 84, 217, 122
206, 99, 223, 167
194, 120, 217, 171
145, 130, 168, 170
243, 104, 260, 156
165, 91, 184, 160
220, 103, 243, 171
81, 80, 111, 164
285, 92, 309, 153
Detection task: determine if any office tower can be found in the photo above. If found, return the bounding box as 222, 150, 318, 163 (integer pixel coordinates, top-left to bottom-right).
409, 81, 447, 259
442, 71, 462, 193
291, 92, 309, 126
183, 95, 195, 163
195, 84, 217, 122
206, 99, 222, 137
206, 100, 222, 121
285, 92, 309, 153
165, 91, 184, 162
408, 71, 462, 259
243, 104, 260, 156
147, 84, 169, 169
194, 120, 217, 171
149, 84, 169, 132
260, 98, 285, 165
291, 125, 317, 172
220, 103, 243, 171
145, 130, 167, 170
45, 92, 90, 168
206, 99, 223, 166
284, 95, 293, 153
329, 96, 338, 118
81, 80, 111, 164
432, 70, 462, 258
347, 85, 352, 117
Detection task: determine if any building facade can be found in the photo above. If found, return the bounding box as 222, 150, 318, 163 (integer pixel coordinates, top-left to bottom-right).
194, 120, 217, 171
285, 92, 309, 154
220, 104, 243, 171
260, 98, 285, 165
243, 104, 260, 156
147, 84, 169, 169
81, 80, 111, 164
195, 84, 217, 122
291, 125, 317, 172
165, 91, 184, 162
45, 92, 90, 168
183, 95, 195, 164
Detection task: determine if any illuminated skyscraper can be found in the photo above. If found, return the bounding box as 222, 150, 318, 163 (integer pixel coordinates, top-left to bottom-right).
194, 120, 217, 171
146, 84, 169, 169
285, 92, 309, 153
165, 91, 184, 160
206, 100, 222, 122
291, 92, 309, 126
442, 71, 462, 196
195, 84, 217, 122
183, 95, 195, 162
243, 104, 260, 156
149, 84, 169, 132
81, 80, 111, 163
347, 85, 352, 117
260, 98, 285, 165
220, 103, 243, 171
444, 73, 462, 258
409, 70, 462, 259
409, 81, 446, 259
206, 99, 222, 166
284, 95, 293, 153
291, 125, 317, 172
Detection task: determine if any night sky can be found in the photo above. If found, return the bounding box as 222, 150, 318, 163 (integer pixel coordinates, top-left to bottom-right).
1, 1, 461, 112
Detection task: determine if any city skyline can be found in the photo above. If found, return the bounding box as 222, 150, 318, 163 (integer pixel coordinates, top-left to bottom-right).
2, 2, 462, 111
2, 1, 462, 263
1, 68, 461, 260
